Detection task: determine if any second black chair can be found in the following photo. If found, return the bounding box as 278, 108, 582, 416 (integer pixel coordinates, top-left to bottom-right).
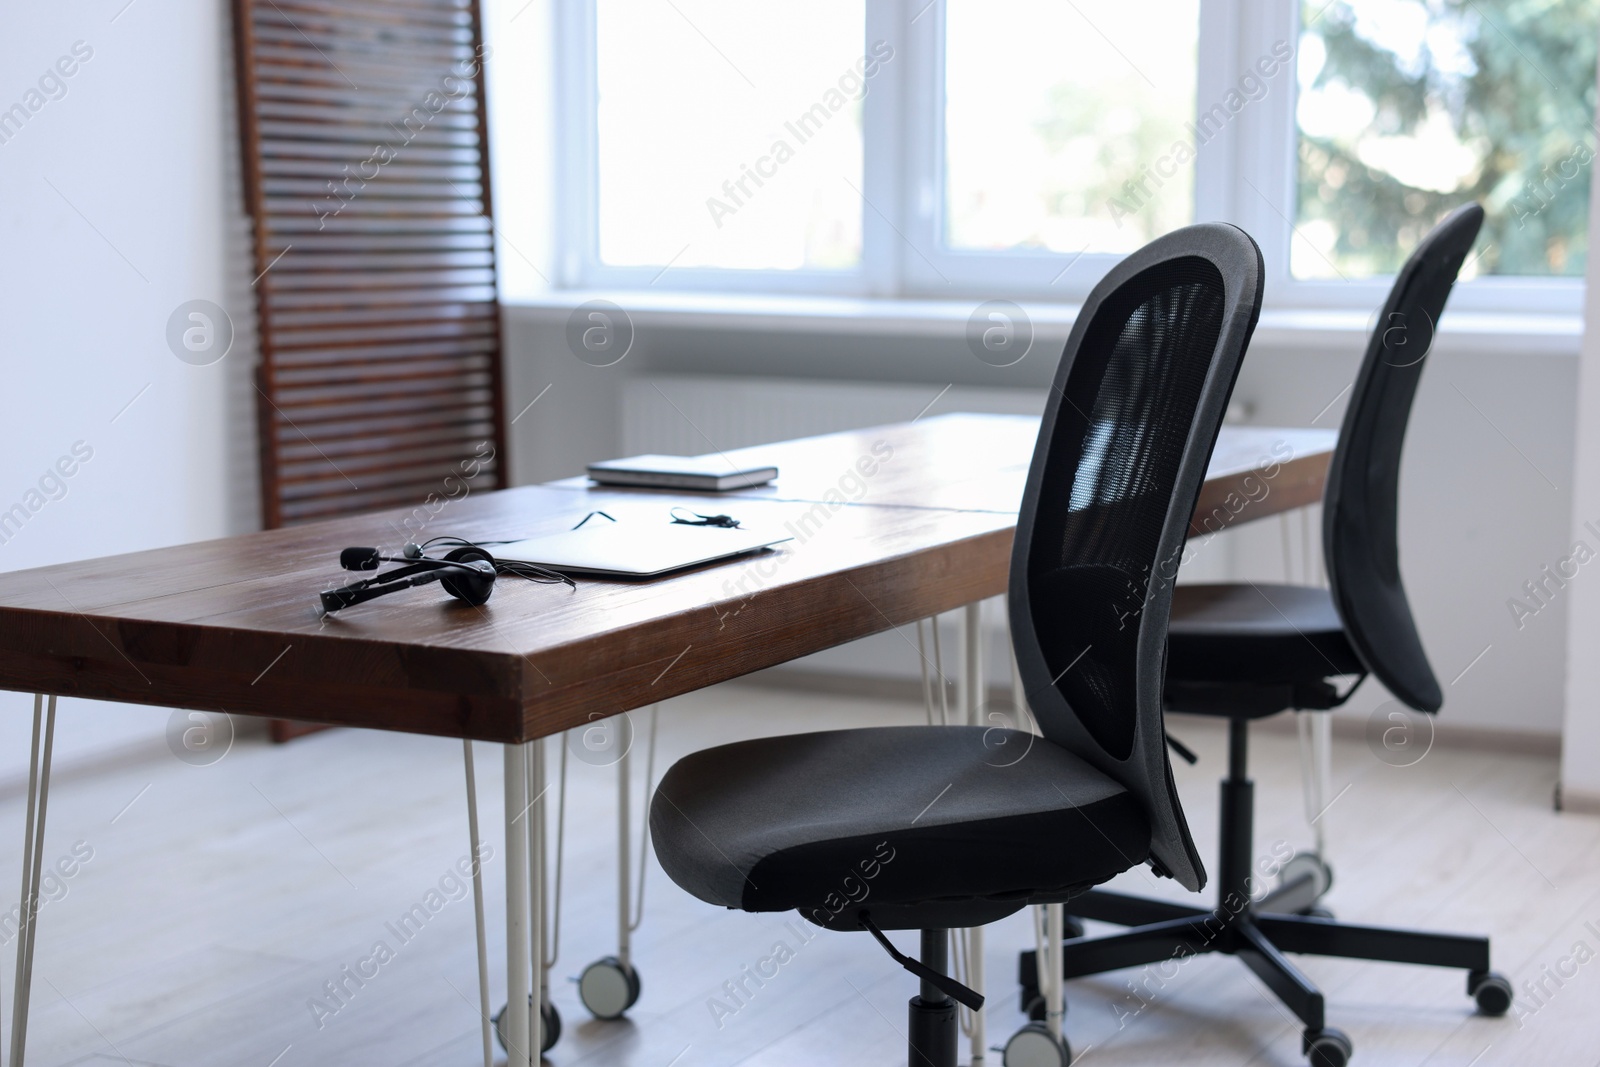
1016, 203, 1511, 1067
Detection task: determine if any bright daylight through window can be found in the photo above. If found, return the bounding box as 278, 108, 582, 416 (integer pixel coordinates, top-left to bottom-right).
1295, 0, 1599, 279
943, 0, 1201, 256
576, 0, 1600, 298
595, 0, 867, 271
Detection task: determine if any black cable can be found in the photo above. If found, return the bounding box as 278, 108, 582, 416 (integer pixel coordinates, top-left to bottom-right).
413, 536, 577, 590
669, 506, 741, 528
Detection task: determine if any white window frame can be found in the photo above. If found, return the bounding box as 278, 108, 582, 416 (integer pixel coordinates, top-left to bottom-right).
550, 0, 1584, 315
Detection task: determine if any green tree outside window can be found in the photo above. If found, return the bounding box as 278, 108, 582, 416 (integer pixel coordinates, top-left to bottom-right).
1296, 0, 1598, 278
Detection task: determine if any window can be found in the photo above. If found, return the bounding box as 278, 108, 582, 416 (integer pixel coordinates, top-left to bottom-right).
943, 0, 1201, 256
534, 0, 1598, 310
1295, 0, 1598, 280
594, 0, 866, 272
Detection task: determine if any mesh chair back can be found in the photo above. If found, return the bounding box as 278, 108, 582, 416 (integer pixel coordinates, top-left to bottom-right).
1323, 203, 1484, 714
1009, 224, 1264, 892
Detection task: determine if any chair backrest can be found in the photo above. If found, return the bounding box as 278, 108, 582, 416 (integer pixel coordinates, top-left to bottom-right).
1322, 203, 1484, 714
1009, 224, 1264, 893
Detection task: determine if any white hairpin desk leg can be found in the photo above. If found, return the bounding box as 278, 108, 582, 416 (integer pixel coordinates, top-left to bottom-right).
503, 743, 532, 1067
463, 741, 493, 1067
577, 707, 655, 1021
962, 603, 986, 1067
526, 740, 547, 1062
617, 724, 632, 971
10, 694, 57, 1067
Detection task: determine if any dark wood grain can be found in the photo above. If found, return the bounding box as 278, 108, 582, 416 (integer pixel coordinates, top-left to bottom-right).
0, 415, 1333, 745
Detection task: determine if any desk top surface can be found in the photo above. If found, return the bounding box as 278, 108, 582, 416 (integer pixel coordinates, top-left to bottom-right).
548, 413, 1335, 518
0, 414, 1335, 742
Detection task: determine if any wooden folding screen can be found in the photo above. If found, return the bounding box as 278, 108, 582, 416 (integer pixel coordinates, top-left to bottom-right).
232, 0, 508, 739
232, 0, 507, 530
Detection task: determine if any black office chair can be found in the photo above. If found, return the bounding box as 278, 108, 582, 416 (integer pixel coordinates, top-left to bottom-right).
1016, 204, 1510, 1067
648, 223, 1265, 1067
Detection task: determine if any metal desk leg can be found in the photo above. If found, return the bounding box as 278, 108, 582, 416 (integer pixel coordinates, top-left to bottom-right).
463, 741, 493, 1067
10, 694, 57, 1067
503, 743, 532, 1067
578, 706, 654, 1020
618, 731, 631, 970
961, 603, 986, 1067
526, 739, 547, 1062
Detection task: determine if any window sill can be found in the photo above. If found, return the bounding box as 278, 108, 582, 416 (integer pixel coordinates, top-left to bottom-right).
506, 290, 1583, 357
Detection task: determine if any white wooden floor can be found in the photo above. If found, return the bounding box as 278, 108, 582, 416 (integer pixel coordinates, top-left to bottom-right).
2, 682, 1597, 1067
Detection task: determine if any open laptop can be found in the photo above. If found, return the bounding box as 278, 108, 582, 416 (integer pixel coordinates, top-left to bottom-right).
494, 521, 792, 579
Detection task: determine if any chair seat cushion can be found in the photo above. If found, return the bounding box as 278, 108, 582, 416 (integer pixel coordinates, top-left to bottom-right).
1166, 583, 1366, 686
650, 725, 1148, 925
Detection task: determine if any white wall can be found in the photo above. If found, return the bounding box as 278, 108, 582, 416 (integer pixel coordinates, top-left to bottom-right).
1560, 58, 1600, 809
0, 1, 255, 790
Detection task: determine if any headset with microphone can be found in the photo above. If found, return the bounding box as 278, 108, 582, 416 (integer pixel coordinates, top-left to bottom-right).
319, 541, 574, 614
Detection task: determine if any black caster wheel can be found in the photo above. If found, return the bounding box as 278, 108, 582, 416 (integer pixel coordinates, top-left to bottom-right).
493, 997, 561, 1055
1003, 1021, 1071, 1067
579, 955, 641, 1019
1468, 970, 1513, 1016
1301, 905, 1336, 920
1021, 989, 1067, 1024
1303, 1026, 1352, 1067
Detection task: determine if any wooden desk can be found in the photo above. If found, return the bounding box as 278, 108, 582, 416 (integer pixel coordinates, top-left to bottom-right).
0, 412, 1333, 1067
0, 416, 1333, 743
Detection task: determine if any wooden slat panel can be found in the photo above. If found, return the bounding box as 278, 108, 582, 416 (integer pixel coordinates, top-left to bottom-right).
248, 16, 476, 50
256, 123, 482, 148
278, 326, 492, 355
273, 319, 496, 351
268, 409, 498, 447
262, 178, 484, 197
261, 162, 483, 184
264, 215, 491, 234
275, 367, 493, 398
268, 304, 494, 330
270, 0, 473, 25
261, 286, 498, 311
258, 141, 481, 165
255, 105, 480, 130
280, 450, 499, 491
254, 57, 475, 83
234, 0, 507, 541
265, 391, 496, 427
280, 424, 497, 461
253, 10, 473, 44
266, 266, 496, 290
263, 249, 495, 271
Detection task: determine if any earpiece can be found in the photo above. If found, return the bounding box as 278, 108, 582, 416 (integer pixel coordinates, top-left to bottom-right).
436, 545, 495, 607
